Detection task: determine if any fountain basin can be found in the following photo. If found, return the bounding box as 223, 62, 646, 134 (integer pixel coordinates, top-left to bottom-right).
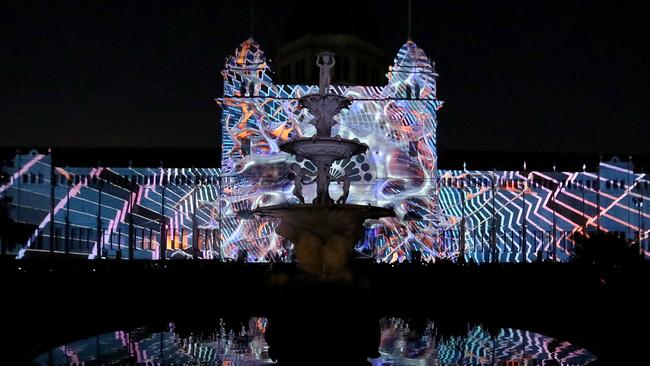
299, 93, 352, 116
253, 203, 394, 282
280, 137, 368, 163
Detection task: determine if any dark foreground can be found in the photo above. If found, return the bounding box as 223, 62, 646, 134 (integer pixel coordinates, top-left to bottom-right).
1, 259, 648, 365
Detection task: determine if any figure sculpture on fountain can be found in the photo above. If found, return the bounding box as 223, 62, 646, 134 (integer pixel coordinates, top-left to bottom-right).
313, 161, 334, 205
316, 52, 335, 94
253, 51, 394, 282
336, 175, 350, 204
290, 163, 307, 204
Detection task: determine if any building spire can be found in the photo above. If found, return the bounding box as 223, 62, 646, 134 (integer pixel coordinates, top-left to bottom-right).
407, 0, 412, 41
250, 0, 255, 37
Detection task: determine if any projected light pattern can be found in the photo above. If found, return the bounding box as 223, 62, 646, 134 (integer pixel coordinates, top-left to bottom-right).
33, 318, 272, 365
2, 39, 649, 262
2, 152, 225, 260
433, 164, 650, 263
215, 38, 649, 263
371, 318, 596, 365
31, 316, 595, 365
217, 38, 448, 261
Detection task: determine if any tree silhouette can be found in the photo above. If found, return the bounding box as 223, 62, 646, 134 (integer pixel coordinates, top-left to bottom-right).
571, 231, 643, 268
0, 160, 13, 251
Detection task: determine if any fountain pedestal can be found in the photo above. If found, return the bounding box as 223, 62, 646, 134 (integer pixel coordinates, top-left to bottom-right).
251, 51, 394, 282
281, 136, 368, 204
254, 204, 394, 282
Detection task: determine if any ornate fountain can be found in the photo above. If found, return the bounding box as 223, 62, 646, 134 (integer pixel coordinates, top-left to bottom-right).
252, 52, 395, 282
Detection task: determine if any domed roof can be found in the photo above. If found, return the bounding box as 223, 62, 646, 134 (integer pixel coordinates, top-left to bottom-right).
282, 0, 383, 46
392, 41, 435, 73
385, 41, 440, 100
225, 37, 267, 69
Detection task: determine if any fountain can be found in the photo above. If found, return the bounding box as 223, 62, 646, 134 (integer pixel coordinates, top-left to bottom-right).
252, 51, 395, 282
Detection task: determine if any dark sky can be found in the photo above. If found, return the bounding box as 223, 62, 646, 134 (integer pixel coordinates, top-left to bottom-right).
2, 0, 649, 155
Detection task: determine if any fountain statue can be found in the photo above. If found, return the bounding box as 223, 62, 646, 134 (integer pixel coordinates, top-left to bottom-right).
252, 52, 395, 282
316, 51, 335, 94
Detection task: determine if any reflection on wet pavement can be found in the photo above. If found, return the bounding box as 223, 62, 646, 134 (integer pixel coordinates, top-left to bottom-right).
371, 317, 596, 365
34, 317, 596, 365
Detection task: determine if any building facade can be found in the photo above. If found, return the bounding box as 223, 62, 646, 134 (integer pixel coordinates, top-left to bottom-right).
1, 38, 648, 262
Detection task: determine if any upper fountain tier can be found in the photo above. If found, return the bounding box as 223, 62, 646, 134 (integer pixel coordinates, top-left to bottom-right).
282, 89, 368, 165
251, 51, 395, 281
277, 52, 372, 205
298, 93, 352, 138
280, 53, 366, 164
281, 136, 368, 165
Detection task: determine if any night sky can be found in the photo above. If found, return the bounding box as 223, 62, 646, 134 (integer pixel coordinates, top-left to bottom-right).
2, 0, 649, 155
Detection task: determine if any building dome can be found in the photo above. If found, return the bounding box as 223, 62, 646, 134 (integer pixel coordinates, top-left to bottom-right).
281, 0, 383, 46
392, 41, 436, 76
225, 37, 267, 70
386, 41, 439, 98
274, 1, 387, 85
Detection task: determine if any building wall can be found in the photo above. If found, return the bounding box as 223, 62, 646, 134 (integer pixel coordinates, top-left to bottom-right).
1, 39, 648, 262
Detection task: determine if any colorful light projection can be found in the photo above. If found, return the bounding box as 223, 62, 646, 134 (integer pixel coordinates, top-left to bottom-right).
372, 318, 596, 365
217, 38, 649, 263
31, 316, 597, 366
2, 39, 648, 262
217, 38, 448, 261
33, 318, 272, 365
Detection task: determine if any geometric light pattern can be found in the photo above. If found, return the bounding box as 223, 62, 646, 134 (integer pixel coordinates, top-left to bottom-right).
32, 318, 271, 365
373, 318, 596, 365
216, 38, 649, 263
2, 38, 648, 262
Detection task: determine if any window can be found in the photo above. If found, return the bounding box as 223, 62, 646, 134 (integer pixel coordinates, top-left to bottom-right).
334, 60, 341, 81
241, 138, 251, 156
405, 84, 412, 99
295, 60, 305, 81
283, 65, 290, 82
408, 141, 418, 157
357, 60, 367, 84
312, 63, 319, 84
341, 57, 350, 80
239, 80, 247, 97
414, 83, 421, 99
371, 67, 380, 84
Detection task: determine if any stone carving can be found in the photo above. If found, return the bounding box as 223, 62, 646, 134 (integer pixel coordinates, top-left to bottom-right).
336, 175, 350, 204
253, 51, 395, 282
290, 163, 306, 204
301, 94, 352, 137
316, 51, 335, 94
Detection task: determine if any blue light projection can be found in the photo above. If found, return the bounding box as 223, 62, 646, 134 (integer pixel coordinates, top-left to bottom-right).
1, 38, 648, 262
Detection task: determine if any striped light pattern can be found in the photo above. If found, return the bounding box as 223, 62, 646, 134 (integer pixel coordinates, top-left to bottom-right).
372, 318, 596, 365
2, 39, 648, 262
32, 318, 272, 365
